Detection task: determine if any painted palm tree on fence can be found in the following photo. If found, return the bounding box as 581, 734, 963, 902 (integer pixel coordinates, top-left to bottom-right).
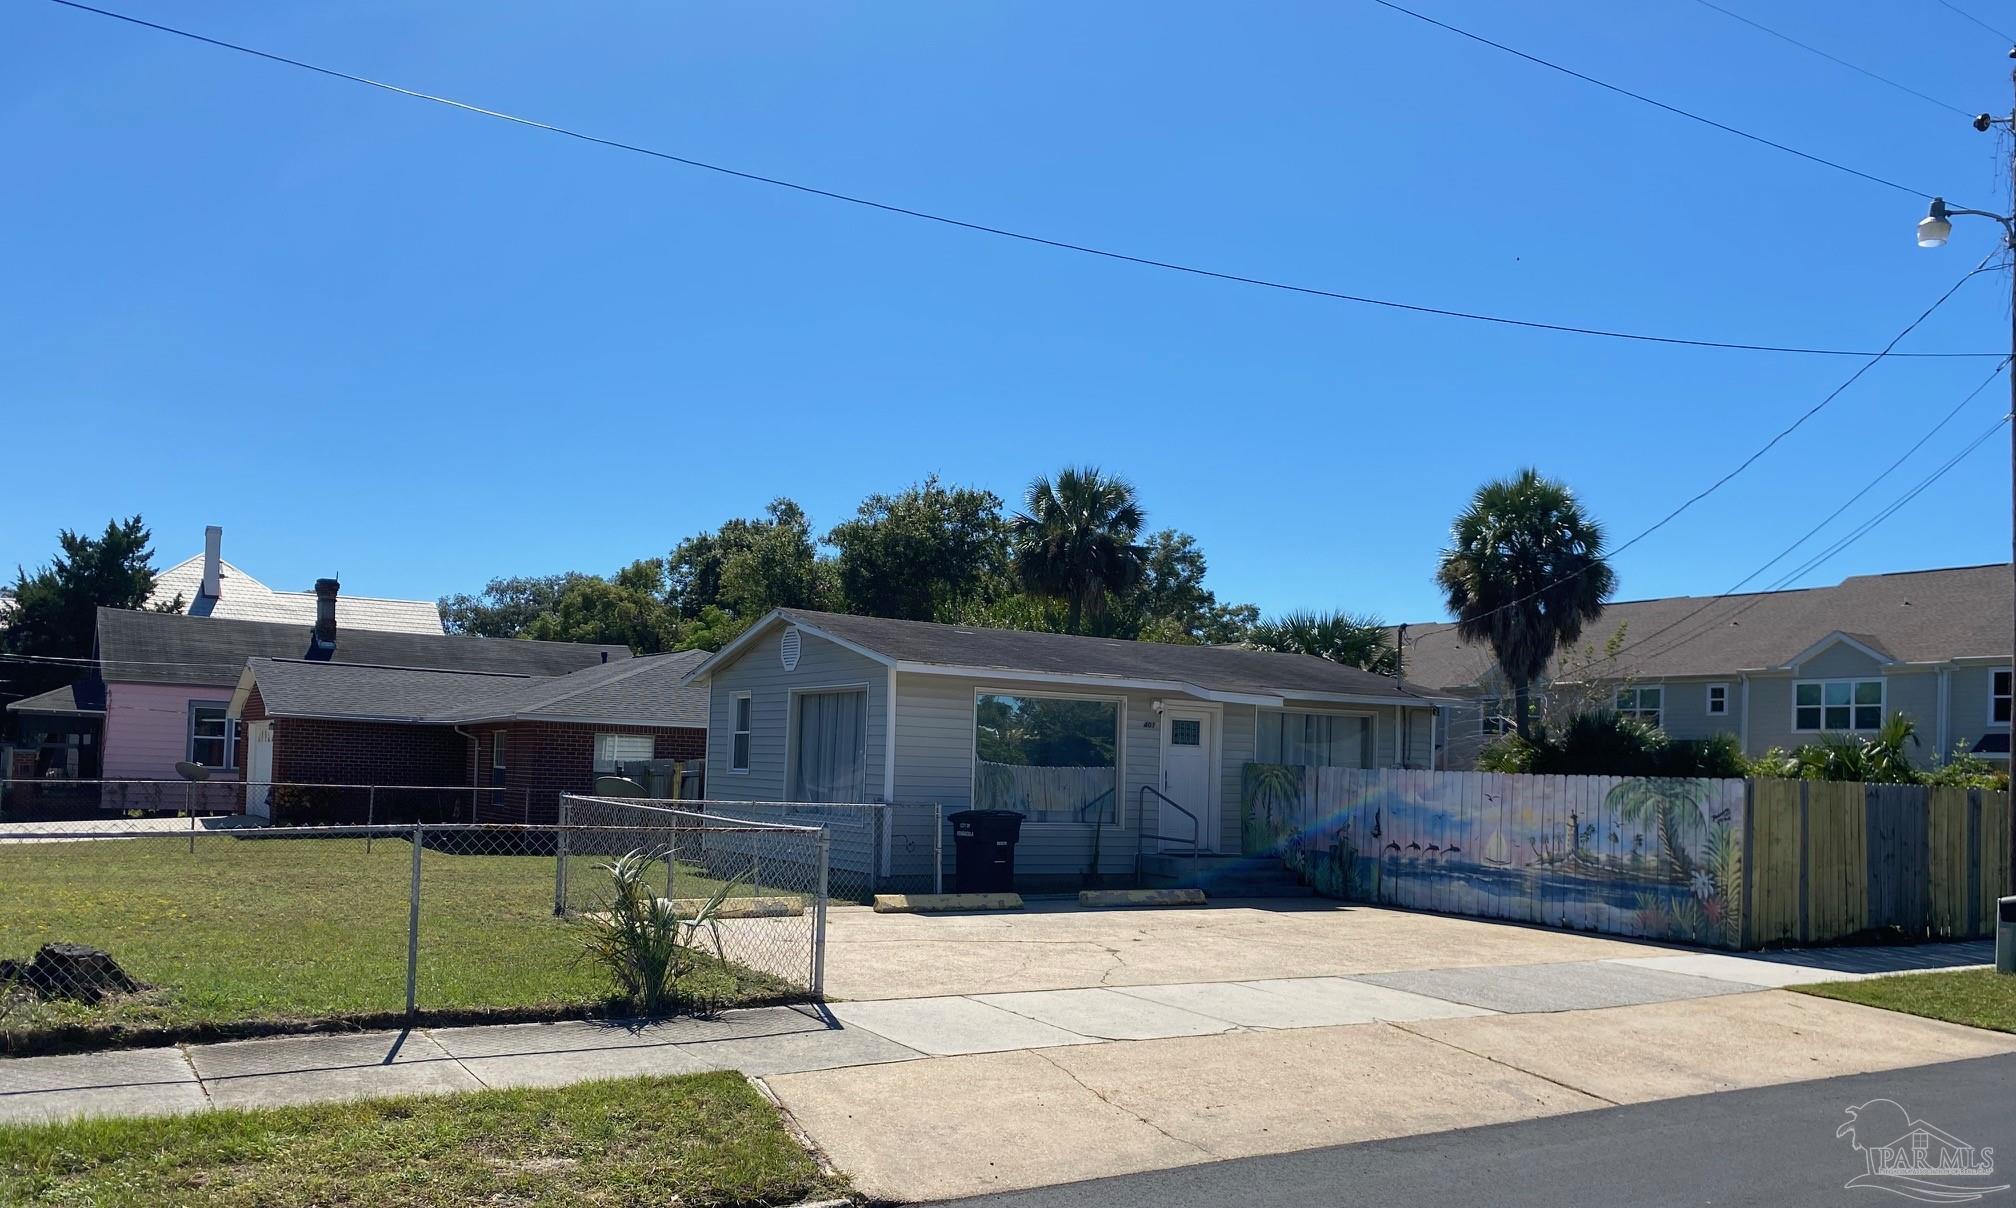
1435, 468, 1615, 738
1011, 467, 1148, 635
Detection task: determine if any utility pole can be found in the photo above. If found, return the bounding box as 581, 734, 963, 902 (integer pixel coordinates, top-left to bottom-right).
1925, 52, 2016, 887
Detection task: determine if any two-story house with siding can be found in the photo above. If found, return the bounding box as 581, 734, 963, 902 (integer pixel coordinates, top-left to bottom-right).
1399, 564, 2013, 770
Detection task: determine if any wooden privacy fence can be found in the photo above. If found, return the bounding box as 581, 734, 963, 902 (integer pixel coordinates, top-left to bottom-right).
1240, 765, 2012, 950
1747, 780, 2010, 946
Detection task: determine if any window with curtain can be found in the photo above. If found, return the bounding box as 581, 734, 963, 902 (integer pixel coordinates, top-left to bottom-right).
792, 689, 867, 803
594, 733, 655, 774
1255, 710, 1372, 769
974, 694, 1119, 822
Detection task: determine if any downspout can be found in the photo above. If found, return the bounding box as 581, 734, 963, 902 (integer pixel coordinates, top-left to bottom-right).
1738, 674, 1751, 755
1936, 666, 1951, 766
453, 725, 481, 800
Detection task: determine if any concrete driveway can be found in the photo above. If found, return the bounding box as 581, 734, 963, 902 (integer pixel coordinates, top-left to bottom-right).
778, 901, 2008, 1202
819, 898, 1676, 1001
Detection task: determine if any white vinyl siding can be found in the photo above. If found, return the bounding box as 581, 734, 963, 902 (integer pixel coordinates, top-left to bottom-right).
706, 629, 887, 801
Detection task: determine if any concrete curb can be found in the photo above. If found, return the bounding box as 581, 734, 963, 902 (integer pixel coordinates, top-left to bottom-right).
1078, 888, 1207, 908
872, 893, 1023, 913
664, 896, 805, 919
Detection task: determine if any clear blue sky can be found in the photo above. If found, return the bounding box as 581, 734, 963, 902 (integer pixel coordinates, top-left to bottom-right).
5, 0, 2012, 624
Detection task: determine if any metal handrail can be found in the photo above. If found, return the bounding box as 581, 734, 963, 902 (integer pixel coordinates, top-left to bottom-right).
1134, 785, 1200, 884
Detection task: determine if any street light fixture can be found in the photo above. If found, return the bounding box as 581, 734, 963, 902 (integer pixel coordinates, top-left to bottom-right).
1917, 67, 2014, 844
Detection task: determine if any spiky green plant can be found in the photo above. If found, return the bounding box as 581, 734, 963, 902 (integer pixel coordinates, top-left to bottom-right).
577, 847, 741, 1017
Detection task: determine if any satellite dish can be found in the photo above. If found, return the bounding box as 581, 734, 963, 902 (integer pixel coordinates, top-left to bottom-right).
174, 761, 211, 782
593, 775, 645, 798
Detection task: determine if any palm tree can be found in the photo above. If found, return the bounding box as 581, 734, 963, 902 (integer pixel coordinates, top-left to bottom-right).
1435, 468, 1614, 738
1247, 610, 1398, 675
1011, 467, 1148, 635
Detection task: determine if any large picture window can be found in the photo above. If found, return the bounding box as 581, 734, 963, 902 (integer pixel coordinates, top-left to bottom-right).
974, 693, 1120, 823
187, 701, 233, 769
1256, 710, 1372, 769
1794, 678, 1883, 732
792, 689, 868, 803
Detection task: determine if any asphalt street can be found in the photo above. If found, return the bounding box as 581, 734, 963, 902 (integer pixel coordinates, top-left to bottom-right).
927, 1053, 2016, 1207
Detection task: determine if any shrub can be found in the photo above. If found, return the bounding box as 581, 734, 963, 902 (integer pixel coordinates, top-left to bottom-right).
1477, 711, 1747, 778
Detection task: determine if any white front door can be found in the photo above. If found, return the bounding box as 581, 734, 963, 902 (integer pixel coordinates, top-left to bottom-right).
245, 721, 273, 819
1158, 707, 1216, 852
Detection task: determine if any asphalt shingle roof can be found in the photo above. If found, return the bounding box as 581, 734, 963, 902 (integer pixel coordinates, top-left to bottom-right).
241, 650, 710, 727
435, 650, 711, 726
767, 609, 1440, 701
243, 661, 533, 723
99, 607, 630, 688
1395, 564, 2014, 690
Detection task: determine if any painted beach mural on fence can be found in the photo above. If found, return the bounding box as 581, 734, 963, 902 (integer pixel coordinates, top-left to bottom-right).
1241, 765, 1747, 948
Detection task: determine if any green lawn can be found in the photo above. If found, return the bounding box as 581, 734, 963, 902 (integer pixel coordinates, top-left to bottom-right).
0, 835, 807, 1052
0, 1071, 848, 1208
1793, 969, 2016, 1033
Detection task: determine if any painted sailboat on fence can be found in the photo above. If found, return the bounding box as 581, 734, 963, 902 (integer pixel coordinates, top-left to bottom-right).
1240, 764, 1746, 948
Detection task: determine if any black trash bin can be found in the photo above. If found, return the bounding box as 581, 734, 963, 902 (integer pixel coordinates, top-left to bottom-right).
949, 809, 1024, 894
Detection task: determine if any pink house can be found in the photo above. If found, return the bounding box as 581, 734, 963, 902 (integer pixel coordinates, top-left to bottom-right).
90, 590, 627, 806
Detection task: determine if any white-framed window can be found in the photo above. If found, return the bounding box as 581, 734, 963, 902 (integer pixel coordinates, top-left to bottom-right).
1794, 678, 1884, 732
729, 692, 752, 773
1993, 669, 2012, 726
791, 688, 868, 803
1615, 686, 1663, 728
974, 692, 1121, 823
491, 731, 508, 782
1478, 696, 1511, 736
187, 701, 233, 769
1706, 683, 1729, 716
594, 733, 655, 774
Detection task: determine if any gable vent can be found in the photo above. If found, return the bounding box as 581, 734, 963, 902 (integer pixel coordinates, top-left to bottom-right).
780, 626, 801, 672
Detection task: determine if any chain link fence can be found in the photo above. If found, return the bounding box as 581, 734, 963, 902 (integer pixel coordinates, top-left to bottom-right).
0, 778, 535, 828
565, 796, 946, 900
0, 814, 826, 1053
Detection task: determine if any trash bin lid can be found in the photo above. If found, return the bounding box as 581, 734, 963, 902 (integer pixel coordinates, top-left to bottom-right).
948, 809, 1026, 822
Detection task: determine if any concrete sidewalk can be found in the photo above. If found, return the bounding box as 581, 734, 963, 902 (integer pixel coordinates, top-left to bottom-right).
0, 940, 1991, 1126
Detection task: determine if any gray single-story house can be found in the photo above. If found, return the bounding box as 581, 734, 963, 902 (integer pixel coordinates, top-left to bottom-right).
680, 608, 1448, 885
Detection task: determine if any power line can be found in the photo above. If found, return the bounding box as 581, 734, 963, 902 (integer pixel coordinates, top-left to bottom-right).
1447, 253, 1995, 629
1688, 0, 1973, 118
1630, 411, 2012, 665
34, 0, 2004, 360
1365, 0, 1948, 201
1587, 355, 2010, 665
1930, 0, 2016, 44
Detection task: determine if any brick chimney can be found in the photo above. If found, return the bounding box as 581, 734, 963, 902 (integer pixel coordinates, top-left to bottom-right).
309, 578, 340, 656
201, 526, 223, 598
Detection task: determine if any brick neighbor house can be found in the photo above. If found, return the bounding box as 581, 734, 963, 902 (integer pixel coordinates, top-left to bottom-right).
228, 649, 709, 823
